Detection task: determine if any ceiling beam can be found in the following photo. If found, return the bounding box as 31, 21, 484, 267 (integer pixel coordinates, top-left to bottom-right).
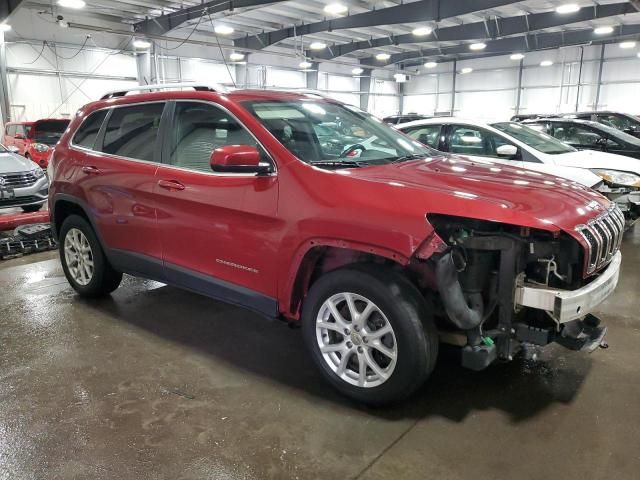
0, 0, 26, 23
311, 2, 636, 60
134, 0, 288, 36
234, 0, 517, 50
362, 24, 640, 68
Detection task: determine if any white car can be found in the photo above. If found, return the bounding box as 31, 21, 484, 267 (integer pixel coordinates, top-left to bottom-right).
397, 118, 640, 223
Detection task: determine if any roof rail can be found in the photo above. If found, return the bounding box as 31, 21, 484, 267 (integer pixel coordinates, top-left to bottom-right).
100, 82, 228, 100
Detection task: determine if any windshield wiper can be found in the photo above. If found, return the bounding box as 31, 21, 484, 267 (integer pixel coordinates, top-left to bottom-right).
391, 153, 429, 163
310, 160, 364, 168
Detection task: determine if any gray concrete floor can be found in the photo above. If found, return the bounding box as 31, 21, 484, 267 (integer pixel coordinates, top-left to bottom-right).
1, 228, 639, 480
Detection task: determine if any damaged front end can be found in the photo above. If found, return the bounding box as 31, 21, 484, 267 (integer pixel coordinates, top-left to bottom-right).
411, 211, 621, 371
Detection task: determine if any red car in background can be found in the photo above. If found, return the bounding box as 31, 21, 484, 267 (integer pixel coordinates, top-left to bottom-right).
4, 118, 70, 168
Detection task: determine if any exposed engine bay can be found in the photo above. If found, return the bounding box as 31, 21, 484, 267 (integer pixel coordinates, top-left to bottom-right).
413, 214, 611, 370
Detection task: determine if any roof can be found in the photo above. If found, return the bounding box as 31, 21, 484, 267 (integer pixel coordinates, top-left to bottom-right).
6, 1, 640, 69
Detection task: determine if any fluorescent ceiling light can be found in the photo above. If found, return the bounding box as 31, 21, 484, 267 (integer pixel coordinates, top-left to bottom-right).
57, 0, 86, 8
460, 67, 473, 74
510, 53, 525, 60
619, 41, 637, 49
424, 61, 437, 68
0, 24, 11, 32
351, 67, 364, 75
214, 25, 234, 35
412, 26, 432, 36
594, 26, 614, 35
133, 39, 151, 49
309, 42, 327, 50
229, 53, 245, 61
376, 53, 391, 61
299, 61, 313, 69
469, 42, 486, 51
324, 3, 348, 15
540, 60, 553, 66
556, 4, 580, 14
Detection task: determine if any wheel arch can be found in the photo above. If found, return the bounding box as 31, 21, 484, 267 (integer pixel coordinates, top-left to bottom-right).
280, 239, 411, 320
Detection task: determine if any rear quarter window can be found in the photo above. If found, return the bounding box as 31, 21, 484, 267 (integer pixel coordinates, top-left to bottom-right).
73, 110, 108, 150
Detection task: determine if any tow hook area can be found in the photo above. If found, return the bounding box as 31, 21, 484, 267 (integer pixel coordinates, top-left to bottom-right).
556, 314, 609, 353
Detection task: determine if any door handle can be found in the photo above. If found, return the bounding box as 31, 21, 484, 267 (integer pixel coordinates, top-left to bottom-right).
158, 179, 186, 191
82, 165, 101, 175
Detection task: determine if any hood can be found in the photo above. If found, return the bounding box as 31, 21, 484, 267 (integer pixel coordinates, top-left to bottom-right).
554, 150, 640, 174
0, 151, 37, 174
495, 158, 601, 188
343, 155, 609, 233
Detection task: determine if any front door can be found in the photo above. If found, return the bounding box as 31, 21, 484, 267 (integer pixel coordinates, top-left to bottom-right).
446, 124, 525, 168
154, 101, 280, 304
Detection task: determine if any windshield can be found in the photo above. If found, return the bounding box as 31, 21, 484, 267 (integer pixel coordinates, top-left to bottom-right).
491, 122, 576, 155
598, 113, 640, 132
585, 121, 640, 147
32, 120, 70, 145
242, 98, 436, 167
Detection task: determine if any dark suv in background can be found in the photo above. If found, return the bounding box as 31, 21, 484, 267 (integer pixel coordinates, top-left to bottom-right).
566, 112, 640, 139
523, 118, 640, 160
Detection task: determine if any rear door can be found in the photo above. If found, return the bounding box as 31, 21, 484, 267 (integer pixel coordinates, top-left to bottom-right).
76, 102, 166, 276
401, 124, 444, 150
154, 100, 280, 302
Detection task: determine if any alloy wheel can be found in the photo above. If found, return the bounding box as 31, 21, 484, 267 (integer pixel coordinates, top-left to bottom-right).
315, 292, 398, 388
64, 228, 94, 286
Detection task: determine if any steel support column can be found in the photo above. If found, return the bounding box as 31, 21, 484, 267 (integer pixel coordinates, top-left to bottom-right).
360, 75, 371, 111
451, 60, 457, 115
594, 44, 606, 110
306, 63, 319, 91
575, 46, 584, 111
0, 32, 10, 124
515, 58, 524, 115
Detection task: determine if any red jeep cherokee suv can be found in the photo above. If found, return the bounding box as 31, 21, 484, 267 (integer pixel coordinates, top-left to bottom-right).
49, 84, 622, 405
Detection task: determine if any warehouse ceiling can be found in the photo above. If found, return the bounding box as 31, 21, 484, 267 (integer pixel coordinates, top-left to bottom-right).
9, 0, 640, 68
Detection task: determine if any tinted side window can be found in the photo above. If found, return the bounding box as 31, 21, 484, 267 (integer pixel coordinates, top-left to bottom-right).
101, 103, 165, 161
450, 126, 490, 156
404, 125, 441, 148
73, 110, 108, 149
553, 123, 603, 147
170, 102, 262, 172
7, 125, 16, 136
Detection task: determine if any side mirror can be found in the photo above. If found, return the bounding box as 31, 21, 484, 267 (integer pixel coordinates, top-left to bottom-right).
496, 144, 518, 159
210, 145, 271, 174
14, 133, 24, 140
6, 145, 20, 154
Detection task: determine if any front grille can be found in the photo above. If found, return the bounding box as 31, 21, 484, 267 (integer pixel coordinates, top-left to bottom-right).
576, 204, 624, 274
0, 172, 38, 188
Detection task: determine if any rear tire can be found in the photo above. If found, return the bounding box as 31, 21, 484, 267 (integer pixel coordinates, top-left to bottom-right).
21, 204, 43, 213
59, 214, 122, 297
302, 264, 438, 406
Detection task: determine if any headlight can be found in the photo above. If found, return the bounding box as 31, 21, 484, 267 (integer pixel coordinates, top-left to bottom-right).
32, 143, 50, 153
31, 168, 45, 179
591, 169, 640, 187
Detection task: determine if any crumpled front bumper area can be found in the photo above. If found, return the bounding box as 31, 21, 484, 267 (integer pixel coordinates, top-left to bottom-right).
514, 251, 621, 323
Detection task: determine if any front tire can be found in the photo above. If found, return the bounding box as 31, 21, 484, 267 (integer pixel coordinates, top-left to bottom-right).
302, 264, 438, 406
59, 214, 122, 297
